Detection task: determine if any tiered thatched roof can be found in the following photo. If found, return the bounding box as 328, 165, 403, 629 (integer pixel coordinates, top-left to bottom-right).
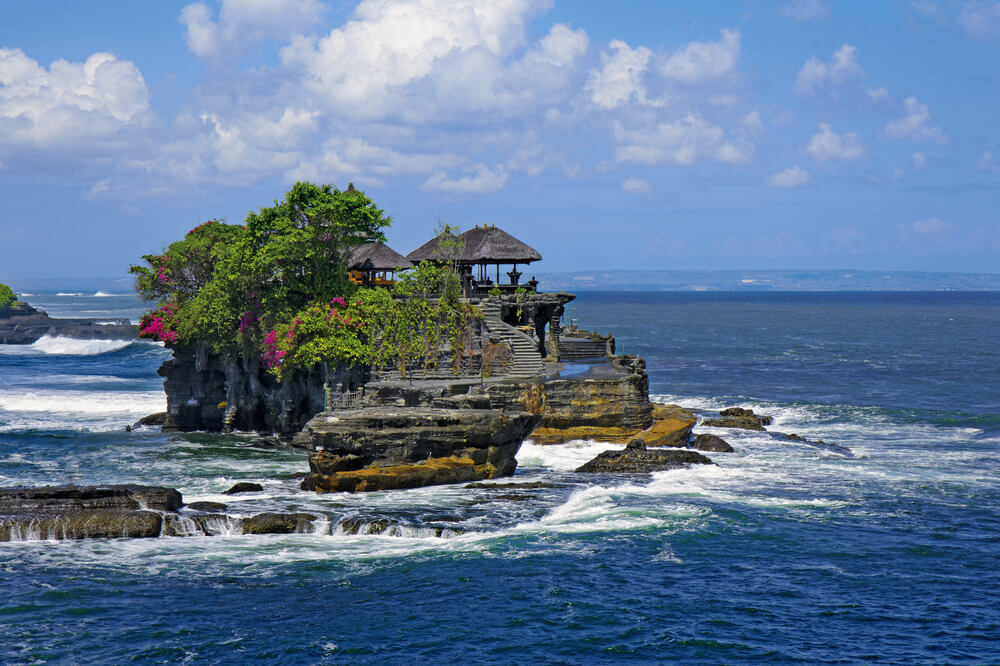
348, 243, 413, 271
406, 225, 541, 265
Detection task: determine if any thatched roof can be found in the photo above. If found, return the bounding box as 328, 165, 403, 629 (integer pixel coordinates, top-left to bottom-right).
405, 230, 461, 263
407, 225, 541, 265
348, 243, 413, 271
459, 225, 541, 264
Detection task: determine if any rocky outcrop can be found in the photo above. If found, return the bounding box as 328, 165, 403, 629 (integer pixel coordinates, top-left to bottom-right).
692, 434, 734, 452
297, 406, 540, 492
638, 404, 696, 447
575, 440, 713, 473
0, 484, 318, 541
224, 482, 263, 494
0, 301, 136, 344
159, 343, 368, 436
488, 355, 653, 444
702, 407, 773, 431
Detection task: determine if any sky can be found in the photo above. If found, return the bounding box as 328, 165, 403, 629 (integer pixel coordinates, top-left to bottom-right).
1, 0, 999, 282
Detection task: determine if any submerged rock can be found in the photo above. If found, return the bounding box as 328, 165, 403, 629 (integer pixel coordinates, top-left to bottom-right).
241, 512, 316, 534
135, 412, 167, 427
702, 407, 773, 431
186, 501, 228, 513
297, 406, 539, 493
692, 434, 735, 452
0, 485, 181, 541
224, 482, 263, 495
575, 448, 713, 474
335, 516, 463, 537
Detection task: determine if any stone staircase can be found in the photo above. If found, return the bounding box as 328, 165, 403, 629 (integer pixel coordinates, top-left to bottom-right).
479, 300, 546, 377
557, 336, 608, 360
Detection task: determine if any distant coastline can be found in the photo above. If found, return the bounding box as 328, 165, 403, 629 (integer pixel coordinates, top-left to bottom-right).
533, 269, 1000, 292
8, 268, 1000, 294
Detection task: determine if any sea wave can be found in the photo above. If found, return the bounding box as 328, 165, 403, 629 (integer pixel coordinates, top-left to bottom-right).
28, 335, 135, 356
93, 291, 118, 297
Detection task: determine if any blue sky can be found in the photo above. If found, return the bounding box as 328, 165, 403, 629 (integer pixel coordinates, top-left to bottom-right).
1, 0, 998, 281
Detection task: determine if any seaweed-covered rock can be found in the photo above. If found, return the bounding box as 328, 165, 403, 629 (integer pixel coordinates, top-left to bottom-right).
639, 404, 696, 447
298, 406, 539, 493
575, 448, 713, 473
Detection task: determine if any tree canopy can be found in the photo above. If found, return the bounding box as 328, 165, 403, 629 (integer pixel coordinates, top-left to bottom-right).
0, 283, 15, 312
130, 182, 480, 380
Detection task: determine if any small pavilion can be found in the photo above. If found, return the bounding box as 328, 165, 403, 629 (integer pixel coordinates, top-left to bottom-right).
347, 243, 412, 287
407, 224, 542, 295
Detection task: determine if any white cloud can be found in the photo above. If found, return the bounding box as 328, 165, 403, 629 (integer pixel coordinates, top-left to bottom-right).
742, 110, 764, 133
0, 48, 150, 146
421, 164, 509, 193
661, 29, 741, 84
767, 165, 810, 187
794, 44, 863, 94
587, 40, 653, 109
898, 217, 955, 243
805, 123, 865, 162
280, 0, 567, 121
958, 1, 1000, 39
977, 149, 1000, 172
885, 97, 948, 144
866, 86, 891, 102
621, 177, 651, 194
912, 151, 927, 170
180, 0, 325, 58
615, 115, 752, 166
780, 0, 832, 22
200, 107, 318, 173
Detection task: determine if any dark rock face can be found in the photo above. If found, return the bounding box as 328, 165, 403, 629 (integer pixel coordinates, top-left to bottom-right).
0, 484, 323, 541
575, 448, 713, 474
487, 355, 653, 444
241, 512, 316, 534
0, 484, 182, 513
703, 407, 773, 431
135, 412, 167, 427
0, 485, 180, 541
692, 434, 735, 452
297, 406, 540, 492
186, 501, 228, 513
159, 343, 369, 436
0, 302, 136, 344
223, 482, 263, 495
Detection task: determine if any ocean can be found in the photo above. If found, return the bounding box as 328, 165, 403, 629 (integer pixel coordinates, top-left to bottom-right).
1, 290, 998, 664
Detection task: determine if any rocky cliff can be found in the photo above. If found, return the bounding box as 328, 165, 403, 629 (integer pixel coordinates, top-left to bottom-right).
486, 355, 654, 444
159, 344, 368, 435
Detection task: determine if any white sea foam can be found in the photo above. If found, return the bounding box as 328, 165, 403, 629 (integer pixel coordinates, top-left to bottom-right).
0, 388, 165, 431
27, 335, 135, 355
55, 292, 83, 296
93, 291, 118, 297
517, 440, 624, 470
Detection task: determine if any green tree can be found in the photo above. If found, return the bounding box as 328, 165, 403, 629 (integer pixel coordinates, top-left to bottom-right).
0, 283, 16, 313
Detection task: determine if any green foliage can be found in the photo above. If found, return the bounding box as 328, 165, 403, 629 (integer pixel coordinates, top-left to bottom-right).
264, 264, 483, 380
131, 182, 392, 352
0, 283, 16, 312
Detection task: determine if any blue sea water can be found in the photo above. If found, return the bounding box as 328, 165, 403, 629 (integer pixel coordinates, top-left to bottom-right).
1, 290, 999, 664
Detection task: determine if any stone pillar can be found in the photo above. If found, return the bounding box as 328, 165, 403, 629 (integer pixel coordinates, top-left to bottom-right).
545, 305, 564, 361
